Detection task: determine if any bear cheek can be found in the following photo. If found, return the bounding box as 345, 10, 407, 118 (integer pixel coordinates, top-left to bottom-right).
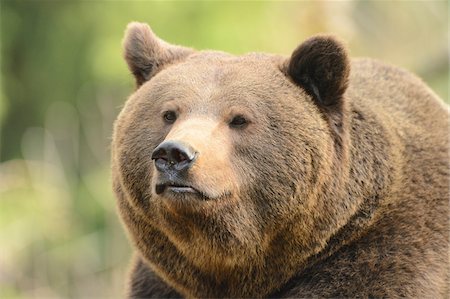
113, 111, 165, 216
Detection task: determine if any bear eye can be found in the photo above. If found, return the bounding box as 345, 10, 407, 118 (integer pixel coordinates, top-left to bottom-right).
163, 111, 177, 124
229, 115, 248, 128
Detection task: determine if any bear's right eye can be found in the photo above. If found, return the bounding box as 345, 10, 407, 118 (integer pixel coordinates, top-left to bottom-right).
229, 115, 248, 129
163, 111, 177, 124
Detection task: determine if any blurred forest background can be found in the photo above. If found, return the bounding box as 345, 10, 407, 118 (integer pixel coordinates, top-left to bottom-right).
0, 1, 448, 298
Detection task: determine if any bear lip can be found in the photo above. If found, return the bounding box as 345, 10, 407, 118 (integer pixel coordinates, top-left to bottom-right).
155, 181, 212, 201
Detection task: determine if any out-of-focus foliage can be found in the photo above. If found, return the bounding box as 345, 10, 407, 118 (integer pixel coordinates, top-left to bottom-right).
0, 1, 448, 298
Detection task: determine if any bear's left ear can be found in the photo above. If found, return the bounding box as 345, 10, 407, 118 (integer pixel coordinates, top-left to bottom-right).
286, 35, 350, 106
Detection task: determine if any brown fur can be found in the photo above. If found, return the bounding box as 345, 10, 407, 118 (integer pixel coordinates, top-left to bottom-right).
112, 22, 450, 298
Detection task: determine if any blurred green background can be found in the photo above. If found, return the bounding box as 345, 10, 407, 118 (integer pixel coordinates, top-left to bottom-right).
0, 1, 448, 298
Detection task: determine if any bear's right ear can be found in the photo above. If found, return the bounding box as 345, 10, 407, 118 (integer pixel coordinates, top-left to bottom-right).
123, 22, 193, 87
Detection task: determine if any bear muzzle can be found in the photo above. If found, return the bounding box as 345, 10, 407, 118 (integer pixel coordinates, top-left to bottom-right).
151, 140, 207, 198
150, 118, 236, 203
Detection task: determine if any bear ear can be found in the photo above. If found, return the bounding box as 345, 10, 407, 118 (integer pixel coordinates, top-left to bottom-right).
123, 22, 193, 87
287, 35, 350, 106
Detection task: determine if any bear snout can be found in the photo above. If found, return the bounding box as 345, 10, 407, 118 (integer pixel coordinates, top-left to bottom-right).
150, 117, 237, 203
151, 140, 214, 200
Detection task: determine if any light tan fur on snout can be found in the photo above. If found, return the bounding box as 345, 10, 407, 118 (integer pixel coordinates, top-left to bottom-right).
162, 117, 237, 199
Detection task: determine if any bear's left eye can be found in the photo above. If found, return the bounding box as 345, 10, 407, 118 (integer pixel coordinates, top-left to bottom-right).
229, 115, 248, 128
163, 111, 177, 124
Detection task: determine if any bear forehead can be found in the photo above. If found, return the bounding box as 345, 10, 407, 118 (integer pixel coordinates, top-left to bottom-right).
189, 51, 284, 77
142, 50, 290, 102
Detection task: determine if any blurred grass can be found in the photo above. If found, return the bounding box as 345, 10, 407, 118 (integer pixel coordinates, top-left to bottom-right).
0, 1, 448, 298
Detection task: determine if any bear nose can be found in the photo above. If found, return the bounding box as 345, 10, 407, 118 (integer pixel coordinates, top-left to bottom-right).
151, 141, 197, 172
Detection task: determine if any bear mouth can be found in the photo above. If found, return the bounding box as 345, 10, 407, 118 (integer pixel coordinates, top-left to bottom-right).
155, 181, 211, 201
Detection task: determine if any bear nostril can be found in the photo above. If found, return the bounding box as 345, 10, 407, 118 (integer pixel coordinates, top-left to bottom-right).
172, 148, 188, 163
151, 147, 168, 161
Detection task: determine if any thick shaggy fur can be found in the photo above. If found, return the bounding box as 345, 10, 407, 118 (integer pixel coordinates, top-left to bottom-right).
112, 22, 449, 298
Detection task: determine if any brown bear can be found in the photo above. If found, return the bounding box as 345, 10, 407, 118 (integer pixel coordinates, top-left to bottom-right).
111, 22, 449, 298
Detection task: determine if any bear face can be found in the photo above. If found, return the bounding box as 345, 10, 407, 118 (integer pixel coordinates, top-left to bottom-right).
112, 22, 450, 298
115, 53, 332, 264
